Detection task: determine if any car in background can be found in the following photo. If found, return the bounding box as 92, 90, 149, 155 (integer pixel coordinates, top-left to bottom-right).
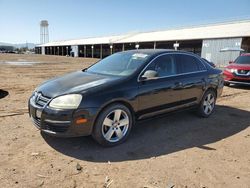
223, 53, 250, 86
29, 49, 224, 146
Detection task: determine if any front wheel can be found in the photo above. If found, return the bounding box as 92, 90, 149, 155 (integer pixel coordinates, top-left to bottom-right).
92, 104, 133, 147
197, 90, 217, 118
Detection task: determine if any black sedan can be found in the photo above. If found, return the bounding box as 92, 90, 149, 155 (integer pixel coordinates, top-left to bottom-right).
29, 49, 224, 146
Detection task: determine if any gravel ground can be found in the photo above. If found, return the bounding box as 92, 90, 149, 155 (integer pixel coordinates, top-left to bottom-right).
0, 54, 249, 188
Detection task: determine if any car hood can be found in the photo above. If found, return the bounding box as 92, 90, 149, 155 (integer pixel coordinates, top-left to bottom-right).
226, 63, 250, 70
37, 71, 119, 98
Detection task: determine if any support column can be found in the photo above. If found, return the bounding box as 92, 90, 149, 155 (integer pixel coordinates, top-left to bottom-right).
57, 47, 59, 55
66, 46, 68, 56
62, 46, 64, 56
154, 42, 156, 49
91, 45, 94, 58
84, 46, 86, 57
135, 44, 139, 49
100, 44, 103, 59
110, 45, 113, 55
41, 46, 45, 55
122, 43, 125, 51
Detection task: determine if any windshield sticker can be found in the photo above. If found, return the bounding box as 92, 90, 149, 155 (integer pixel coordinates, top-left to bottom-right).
132, 53, 148, 59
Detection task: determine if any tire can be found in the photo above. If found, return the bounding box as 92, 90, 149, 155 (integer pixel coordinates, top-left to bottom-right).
197, 90, 217, 118
224, 82, 230, 86
92, 104, 133, 147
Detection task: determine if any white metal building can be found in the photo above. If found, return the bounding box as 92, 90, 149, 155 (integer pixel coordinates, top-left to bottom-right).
36, 20, 250, 67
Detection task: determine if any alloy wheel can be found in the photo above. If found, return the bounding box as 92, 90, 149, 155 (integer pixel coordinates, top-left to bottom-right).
203, 93, 215, 115
101, 109, 129, 143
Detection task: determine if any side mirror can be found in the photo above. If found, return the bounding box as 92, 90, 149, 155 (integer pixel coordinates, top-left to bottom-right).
141, 70, 158, 80
229, 61, 233, 64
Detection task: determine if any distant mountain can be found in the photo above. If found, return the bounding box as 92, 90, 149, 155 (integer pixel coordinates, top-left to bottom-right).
0, 42, 36, 49
0, 42, 13, 46
14, 43, 36, 49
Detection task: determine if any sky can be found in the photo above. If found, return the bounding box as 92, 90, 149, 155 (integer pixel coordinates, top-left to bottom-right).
0, 0, 250, 44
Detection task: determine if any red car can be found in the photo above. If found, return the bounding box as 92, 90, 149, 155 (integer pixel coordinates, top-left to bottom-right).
223, 53, 250, 86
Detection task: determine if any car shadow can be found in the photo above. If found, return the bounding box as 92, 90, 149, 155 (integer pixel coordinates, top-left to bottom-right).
42, 105, 250, 162
227, 84, 250, 90
0, 89, 9, 99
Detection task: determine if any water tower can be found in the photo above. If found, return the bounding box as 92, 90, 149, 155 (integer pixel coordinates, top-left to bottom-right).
40, 20, 49, 44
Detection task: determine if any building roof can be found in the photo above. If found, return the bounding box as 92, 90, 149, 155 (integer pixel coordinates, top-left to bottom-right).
40, 34, 132, 47
38, 20, 250, 47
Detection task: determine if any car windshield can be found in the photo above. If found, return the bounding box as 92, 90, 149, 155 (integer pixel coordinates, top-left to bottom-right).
86, 52, 150, 76
234, 56, 250, 64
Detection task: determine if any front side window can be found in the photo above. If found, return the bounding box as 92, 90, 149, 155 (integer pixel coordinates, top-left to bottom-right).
145, 54, 177, 77
87, 52, 150, 76
175, 54, 205, 73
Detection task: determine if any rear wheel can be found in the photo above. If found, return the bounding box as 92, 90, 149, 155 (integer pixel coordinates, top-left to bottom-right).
197, 90, 217, 118
92, 104, 133, 147
224, 82, 230, 86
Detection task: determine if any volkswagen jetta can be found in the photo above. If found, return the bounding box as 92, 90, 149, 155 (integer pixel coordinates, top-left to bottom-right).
29, 49, 224, 146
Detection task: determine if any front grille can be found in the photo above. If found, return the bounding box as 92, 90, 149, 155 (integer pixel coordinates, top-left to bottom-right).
33, 92, 51, 108
236, 69, 250, 76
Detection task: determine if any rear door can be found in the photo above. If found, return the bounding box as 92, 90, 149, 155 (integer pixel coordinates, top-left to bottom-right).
174, 54, 207, 104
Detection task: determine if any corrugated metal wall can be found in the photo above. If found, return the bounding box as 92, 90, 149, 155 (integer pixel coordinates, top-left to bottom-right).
201, 38, 242, 67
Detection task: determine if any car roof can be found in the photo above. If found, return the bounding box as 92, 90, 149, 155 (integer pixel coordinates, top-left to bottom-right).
124, 49, 197, 56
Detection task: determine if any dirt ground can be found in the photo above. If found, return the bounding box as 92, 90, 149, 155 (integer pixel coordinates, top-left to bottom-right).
0, 54, 249, 188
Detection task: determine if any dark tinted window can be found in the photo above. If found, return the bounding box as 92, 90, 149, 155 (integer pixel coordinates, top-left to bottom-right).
175, 54, 205, 73
146, 54, 177, 77
235, 55, 250, 64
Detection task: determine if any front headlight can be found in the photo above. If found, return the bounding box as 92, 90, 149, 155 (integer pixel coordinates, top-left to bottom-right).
225, 68, 237, 73
49, 94, 82, 109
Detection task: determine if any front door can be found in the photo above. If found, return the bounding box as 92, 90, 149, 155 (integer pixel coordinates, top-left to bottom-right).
137, 54, 183, 117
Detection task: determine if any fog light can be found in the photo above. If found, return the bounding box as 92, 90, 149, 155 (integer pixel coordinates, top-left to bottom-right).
76, 118, 87, 124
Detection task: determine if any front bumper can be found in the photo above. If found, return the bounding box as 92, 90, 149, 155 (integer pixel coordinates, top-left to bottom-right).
225, 80, 250, 86
28, 99, 98, 137
223, 71, 250, 85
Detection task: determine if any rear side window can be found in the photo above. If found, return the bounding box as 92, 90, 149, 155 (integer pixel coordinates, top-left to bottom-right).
175, 54, 205, 74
